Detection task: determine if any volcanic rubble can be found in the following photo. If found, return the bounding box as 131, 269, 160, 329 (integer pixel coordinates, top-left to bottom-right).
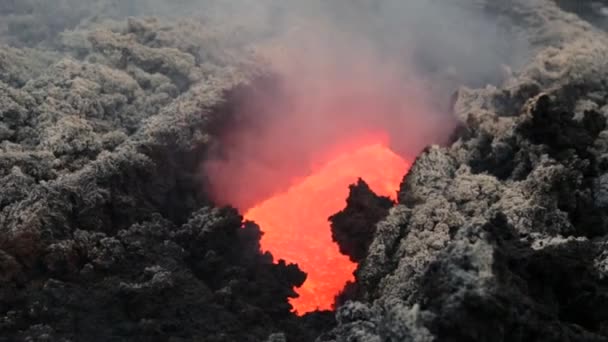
2, 0, 608, 341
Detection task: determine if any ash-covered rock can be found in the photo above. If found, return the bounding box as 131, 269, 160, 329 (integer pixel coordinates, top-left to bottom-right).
3, 0, 608, 341
330, 179, 394, 263
325, 1, 608, 341
0, 7, 320, 342
329, 179, 394, 307
1, 207, 314, 342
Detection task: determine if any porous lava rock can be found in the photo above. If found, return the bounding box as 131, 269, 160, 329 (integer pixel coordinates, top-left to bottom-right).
0, 6, 326, 342
3, 0, 608, 341
323, 1, 608, 341
330, 179, 394, 263
329, 179, 394, 308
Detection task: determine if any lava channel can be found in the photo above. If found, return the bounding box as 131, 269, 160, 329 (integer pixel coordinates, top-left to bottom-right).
244, 141, 410, 314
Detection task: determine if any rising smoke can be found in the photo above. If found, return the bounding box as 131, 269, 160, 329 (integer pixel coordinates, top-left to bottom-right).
0, 0, 533, 239
4, 0, 603, 340
201, 0, 530, 211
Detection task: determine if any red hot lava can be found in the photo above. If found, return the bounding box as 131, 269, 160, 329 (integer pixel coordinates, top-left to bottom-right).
244, 139, 410, 314
203, 25, 455, 315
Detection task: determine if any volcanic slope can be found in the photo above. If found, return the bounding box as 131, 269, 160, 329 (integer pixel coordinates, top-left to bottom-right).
1, 0, 608, 342
323, 1, 608, 341
0, 12, 333, 342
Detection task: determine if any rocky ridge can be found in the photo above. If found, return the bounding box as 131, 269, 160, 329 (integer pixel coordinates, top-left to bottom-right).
2, 0, 608, 341
324, 1, 608, 341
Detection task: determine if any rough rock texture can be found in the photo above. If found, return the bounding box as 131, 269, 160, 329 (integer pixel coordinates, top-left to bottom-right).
323, 1, 608, 341
329, 179, 394, 309
0, 7, 331, 342
3, 0, 608, 341
330, 179, 394, 263
2, 207, 312, 341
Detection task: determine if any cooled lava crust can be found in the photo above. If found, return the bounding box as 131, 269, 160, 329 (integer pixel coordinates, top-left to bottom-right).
3, 1, 608, 341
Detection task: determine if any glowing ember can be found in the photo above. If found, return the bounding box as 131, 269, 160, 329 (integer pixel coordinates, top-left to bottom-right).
244, 142, 410, 314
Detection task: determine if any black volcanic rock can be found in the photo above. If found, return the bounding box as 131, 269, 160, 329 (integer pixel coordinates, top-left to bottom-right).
329, 179, 394, 308
0, 11, 317, 342
329, 178, 393, 263
0, 207, 313, 342
3, 1, 608, 342
421, 214, 608, 342
323, 1, 608, 341
519, 93, 606, 160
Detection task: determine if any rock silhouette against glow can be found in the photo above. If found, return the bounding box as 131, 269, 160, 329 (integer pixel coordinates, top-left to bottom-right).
245, 141, 410, 314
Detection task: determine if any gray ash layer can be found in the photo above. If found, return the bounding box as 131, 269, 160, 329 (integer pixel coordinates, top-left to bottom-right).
0, 5, 330, 341
325, 1, 608, 341
2, 0, 608, 341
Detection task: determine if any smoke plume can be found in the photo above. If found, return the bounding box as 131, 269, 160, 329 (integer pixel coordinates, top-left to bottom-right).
202, 0, 527, 210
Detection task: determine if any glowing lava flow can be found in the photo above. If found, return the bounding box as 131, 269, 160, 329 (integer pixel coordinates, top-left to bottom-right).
244, 142, 410, 314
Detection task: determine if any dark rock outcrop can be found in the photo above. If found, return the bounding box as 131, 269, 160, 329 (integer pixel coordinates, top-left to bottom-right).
0, 9, 315, 342
330, 179, 393, 263
3, 1, 608, 341
323, 1, 608, 341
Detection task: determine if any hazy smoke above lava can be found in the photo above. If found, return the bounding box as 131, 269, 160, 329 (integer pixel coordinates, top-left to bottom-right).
202, 0, 529, 210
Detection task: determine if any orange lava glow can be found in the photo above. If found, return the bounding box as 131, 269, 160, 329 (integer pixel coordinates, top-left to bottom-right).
244, 141, 410, 315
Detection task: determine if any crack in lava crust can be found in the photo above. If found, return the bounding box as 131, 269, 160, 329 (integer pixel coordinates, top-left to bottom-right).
244, 142, 410, 314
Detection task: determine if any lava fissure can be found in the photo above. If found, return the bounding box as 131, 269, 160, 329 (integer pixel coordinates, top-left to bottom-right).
202, 23, 452, 316
244, 141, 410, 314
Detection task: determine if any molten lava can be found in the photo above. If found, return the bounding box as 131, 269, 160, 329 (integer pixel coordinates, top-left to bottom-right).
244, 141, 410, 314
